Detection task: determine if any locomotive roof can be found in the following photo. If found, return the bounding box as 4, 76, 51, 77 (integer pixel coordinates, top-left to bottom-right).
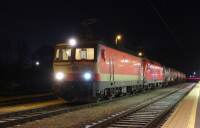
56, 40, 139, 58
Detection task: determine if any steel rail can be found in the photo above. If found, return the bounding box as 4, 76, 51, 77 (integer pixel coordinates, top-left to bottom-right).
0, 83, 187, 128
86, 83, 195, 128
143, 84, 195, 128
0, 91, 53, 97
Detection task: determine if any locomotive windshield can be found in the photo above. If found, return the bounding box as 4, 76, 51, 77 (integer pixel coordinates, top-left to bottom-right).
55, 48, 72, 60
75, 48, 94, 60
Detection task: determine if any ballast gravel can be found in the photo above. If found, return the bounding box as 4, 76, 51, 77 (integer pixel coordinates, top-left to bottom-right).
13, 84, 185, 128
0, 99, 67, 114
0, 93, 55, 101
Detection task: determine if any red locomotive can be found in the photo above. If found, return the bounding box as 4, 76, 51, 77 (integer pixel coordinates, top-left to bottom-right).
52, 39, 185, 102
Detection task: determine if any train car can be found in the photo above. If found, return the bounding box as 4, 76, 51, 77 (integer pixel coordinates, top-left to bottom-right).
164, 66, 170, 85
143, 59, 164, 89
52, 39, 185, 102
52, 40, 144, 102
179, 72, 183, 82
169, 68, 175, 85
174, 69, 178, 84
180, 72, 186, 83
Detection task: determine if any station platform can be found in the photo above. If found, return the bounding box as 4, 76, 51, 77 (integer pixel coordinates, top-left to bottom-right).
162, 82, 200, 128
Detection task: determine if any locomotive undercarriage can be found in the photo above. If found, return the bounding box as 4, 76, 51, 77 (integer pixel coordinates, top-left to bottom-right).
53, 80, 165, 102
53, 81, 95, 102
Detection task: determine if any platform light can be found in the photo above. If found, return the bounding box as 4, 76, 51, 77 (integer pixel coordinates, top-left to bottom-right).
36, 61, 40, 66
190, 75, 191, 77
69, 39, 76, 45
194, 72, 196, 74
116, 35, 121, 44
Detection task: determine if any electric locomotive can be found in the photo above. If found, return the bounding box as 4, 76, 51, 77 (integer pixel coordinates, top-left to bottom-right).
53, 38, 149, 102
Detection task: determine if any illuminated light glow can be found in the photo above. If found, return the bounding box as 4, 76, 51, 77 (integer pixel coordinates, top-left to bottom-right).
185, 78, 200, 79
56, 72, 64, 80
194, 72, 196, 74
138, 52, 142, 56
84, 73, 91, 79
117, 36, 121, 39
116, 35, 121, 44
36, 61, 40, 65
66, 51, 69, 55
69, 39, 76, 45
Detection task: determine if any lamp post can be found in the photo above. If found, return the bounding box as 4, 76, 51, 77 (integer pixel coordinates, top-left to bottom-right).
116, 35, 121, 44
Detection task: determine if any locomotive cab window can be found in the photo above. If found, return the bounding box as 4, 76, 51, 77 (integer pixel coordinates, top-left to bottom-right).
145, 63, 148, 70
55, 48, 71, 60
75, 48, 94, 60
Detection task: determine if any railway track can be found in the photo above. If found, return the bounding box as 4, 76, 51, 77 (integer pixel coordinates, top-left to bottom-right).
0, 94, 57, 107
86, 83, 196, 128
0, 91, 53, 97
0, 83, 188, 128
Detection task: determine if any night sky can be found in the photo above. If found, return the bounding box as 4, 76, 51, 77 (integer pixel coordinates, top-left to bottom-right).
1, 0, 200, 77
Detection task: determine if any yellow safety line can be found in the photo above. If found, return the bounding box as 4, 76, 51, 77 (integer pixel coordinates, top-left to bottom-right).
187, 83, 200, 128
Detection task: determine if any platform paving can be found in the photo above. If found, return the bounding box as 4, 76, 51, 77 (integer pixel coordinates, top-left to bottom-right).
162, 82, 200, 128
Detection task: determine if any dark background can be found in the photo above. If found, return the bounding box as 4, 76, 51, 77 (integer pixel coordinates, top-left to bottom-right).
0, 0, 199, 78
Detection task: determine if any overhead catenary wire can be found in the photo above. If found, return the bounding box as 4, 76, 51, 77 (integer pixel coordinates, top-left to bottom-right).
148, 0, 194, 67
52, 0, 179, 64
82, 0, 178, 62
52, 0, 115, 33
162, 0, 185, 44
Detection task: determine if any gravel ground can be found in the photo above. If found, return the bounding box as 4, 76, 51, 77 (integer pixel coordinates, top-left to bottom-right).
13, 84, 187, 128
0, 93, 54, 101
0, 99, 67, 114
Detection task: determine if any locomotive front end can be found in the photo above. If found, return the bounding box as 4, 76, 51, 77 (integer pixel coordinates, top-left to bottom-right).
53, 40, 99, 102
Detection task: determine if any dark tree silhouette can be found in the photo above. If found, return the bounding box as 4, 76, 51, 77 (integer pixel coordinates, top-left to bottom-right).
32, 44, 54, 69
0, 39, 14, 67
15, 40, 30, 68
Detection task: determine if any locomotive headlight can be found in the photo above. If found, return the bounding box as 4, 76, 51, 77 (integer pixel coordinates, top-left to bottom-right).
56, 72, 64, 80
84, 73, 91, 79
69, 39, 76, 45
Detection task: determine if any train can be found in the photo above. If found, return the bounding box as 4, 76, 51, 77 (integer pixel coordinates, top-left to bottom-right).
52, 39, 186, 102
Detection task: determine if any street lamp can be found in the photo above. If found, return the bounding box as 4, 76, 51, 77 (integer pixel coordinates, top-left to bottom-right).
116, 35, 121, 44
194, 72, 196, 74
138, 52, 142, 56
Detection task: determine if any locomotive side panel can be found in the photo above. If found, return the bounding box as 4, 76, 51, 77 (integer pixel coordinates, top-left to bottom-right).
98, 45, 143, 81
95, 45, 143, 91
143, 59, 164, 87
